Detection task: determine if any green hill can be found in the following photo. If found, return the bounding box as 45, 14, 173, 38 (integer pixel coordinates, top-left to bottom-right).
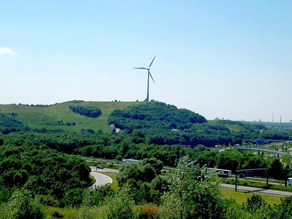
0, 100, 289, 144
0, 101, 142, 133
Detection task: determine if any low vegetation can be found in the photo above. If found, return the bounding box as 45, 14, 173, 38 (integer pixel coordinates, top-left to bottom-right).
221, 189, 281, 205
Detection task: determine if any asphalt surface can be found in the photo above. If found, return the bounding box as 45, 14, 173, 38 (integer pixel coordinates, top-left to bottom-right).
89, 166, 119, 174
89, 167, 113, 190
221, 183, 292, 197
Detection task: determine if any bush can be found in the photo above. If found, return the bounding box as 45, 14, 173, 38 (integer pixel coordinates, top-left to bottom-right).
0, 189, 44, 219
38, 195, 59, 207
135, 204, 159, 218
61, 188, 85, 207
245, 194, 267, 213
158, 156, 225, 219
274, 196, 292, 219
98, 187, 135, 219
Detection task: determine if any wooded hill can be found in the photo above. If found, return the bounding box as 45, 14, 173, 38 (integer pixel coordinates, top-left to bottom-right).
108, 101, 289, 146
0, 100, 289, 146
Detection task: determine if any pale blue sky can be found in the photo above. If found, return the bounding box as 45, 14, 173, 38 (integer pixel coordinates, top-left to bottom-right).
1, 1, 292, 122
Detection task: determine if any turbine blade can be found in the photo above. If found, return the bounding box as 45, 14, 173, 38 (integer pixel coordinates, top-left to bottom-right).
149, 71, 155, 83
134, 67, 148, 70
148, 56, 156, 68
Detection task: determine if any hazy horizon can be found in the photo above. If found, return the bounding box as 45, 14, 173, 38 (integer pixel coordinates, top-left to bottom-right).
1, 1, 292, 122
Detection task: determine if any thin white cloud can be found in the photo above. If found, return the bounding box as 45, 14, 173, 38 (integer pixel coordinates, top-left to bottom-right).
0, 48, 16, 56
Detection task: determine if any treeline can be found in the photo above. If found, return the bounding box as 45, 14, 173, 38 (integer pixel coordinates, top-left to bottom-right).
1, 131, 180, 165
1, 131, 290, 178
69, 105, 102, 118
19, 104, 51, 108
0, 145, 91, 206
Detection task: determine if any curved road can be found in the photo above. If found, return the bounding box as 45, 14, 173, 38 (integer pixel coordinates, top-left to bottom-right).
89, 167, 113, 190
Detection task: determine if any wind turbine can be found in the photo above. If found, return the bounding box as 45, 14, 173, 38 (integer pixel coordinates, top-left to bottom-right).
134, 56, 156, 102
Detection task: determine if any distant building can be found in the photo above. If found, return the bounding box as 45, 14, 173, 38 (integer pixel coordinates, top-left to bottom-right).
110, 124, 121, 133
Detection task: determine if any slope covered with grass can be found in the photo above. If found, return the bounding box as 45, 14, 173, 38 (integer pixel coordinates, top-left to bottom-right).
0, 101, 142, 133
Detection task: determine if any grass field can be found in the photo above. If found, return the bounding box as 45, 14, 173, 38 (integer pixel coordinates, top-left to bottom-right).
0, 101, 142, 133
99, 172, 119, 191
44, 207, 78, 219
221, 188, 282, 206
222, 178, 292, 193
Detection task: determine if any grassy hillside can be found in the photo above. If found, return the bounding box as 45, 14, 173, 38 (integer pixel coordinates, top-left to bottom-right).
0, 101, 142, 133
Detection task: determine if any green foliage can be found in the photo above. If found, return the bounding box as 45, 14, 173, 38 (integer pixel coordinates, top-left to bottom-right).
117, 158, 163, 186
116, 158, 165, 204
268, 158, 285, 179
223, 199, 251, 219
61, 188, 85, 207
109, 101, 207, 131
108, 101, 287, 147
0, 189, 44, 219
98, 187, 136, 219
245, 194, 267, 213
0, 145, 91, 205
0, 113, 29, 134
158, 156, 225, 219
274, 196, 292, 219
69, 105, 102, 118
82, 185, 115, 207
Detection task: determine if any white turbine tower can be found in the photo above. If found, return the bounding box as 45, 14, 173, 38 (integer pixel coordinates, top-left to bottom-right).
134, 56, 156, 102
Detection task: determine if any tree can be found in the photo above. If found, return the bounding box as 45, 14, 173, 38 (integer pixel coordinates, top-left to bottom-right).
274, 196, 292, 219
0, 189, 44, 219
140, 158, 163, 175
116, 163, 140, 186
158, 156, 225, 219
269, 158, 284, 179
98, 187, 136, 219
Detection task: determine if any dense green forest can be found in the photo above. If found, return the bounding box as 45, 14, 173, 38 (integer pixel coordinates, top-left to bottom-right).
108, 101, 207, 130
108, 101, 289, 147
0, 130, 290, 177
0, 145, 91, 206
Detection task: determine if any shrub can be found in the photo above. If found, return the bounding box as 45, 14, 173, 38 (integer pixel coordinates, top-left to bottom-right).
0, 189, 44, 219
98, 187, 135, 219
135, 204, 159, 218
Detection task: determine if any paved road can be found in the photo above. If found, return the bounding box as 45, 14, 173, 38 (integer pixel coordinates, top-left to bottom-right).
89, 167, 113, 190
221, 183, 292, 197
236, 146, 292, 156
91, 167, 119, 174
